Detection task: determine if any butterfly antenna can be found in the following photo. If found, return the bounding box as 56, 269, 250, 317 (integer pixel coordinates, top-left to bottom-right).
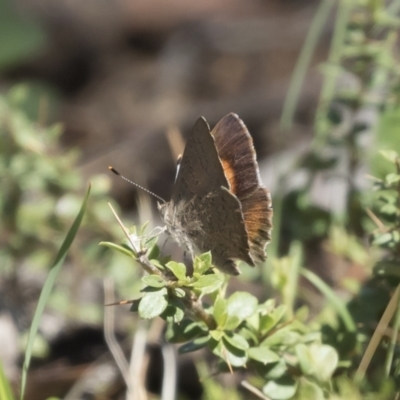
108, 166, 166, 203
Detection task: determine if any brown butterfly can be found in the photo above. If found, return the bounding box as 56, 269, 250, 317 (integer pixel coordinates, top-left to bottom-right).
158, 113, 273, 275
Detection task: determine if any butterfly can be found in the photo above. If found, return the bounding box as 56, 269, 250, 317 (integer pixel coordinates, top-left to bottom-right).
158, 113, 272, 275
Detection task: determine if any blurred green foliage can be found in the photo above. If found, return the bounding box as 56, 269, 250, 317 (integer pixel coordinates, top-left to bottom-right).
0, 84, 139, 328
0, 0, 46, 70
3, 0, 400, 398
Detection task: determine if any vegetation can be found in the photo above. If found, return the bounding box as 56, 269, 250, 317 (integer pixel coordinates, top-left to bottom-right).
2, 0, 400, 399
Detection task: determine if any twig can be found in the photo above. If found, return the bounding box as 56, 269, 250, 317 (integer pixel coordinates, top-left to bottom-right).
241, 380, 271, 400
107, 202, 162, 276
103, 278, 132, 394
180, 290, 216, 330
129, 321, 148, 400
365, 207, 387, 232
161, 344, 177, 400
355, 285, 400, 382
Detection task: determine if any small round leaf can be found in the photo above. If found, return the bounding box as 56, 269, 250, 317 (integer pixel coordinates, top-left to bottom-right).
142, 275, 166, 288
223, 332, 249, 351
166, 261, 187, 281
194, 252, 212, 275
179, 335, 210, 353
263, 376, 297, 400
248, 347, 280, 364
138, 290, 168, 319
227, 291, 258, 321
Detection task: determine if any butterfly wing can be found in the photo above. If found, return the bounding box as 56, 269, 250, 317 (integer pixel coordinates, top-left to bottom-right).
169, 117, 253, 275
211, 113, 273, 263
171, 117, 228, 202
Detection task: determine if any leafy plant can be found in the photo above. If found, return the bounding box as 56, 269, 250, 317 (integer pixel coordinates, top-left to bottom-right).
102, 223, 340, 399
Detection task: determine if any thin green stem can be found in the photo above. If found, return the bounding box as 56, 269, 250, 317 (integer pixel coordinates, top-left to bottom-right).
280, 0, 335, 131
356, 285, 400, 383
285, 241, 302, 320
395, 158, 400, 261
301, 267, 356, 333
314, 0, 353, 145
385, 284, 400, 377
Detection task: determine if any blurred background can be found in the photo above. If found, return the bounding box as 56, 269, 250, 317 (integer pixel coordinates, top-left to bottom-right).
1, 0, 326, 201
2, 0, 399, 399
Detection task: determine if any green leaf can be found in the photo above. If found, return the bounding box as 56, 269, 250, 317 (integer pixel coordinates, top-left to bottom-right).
380, 204, 398, 216
296, 379, 324, 400
295, 344, 313, 375
147, 243, 160, 260
311, 343, 339, 382
240, 326, 259, 345
179, 335, 210, 353
161, 301, 185, 323
139, 221, 150, 236
296, 343, 339, 381
223, 343, 248, 368
20, 185, 90, 400
173, 288, 186, 298
210, 330, 224, 341
380, 150, 399, 163
166, 261, 187, 281
224, 315, 241, 331
144, 235, 158, 251
373, 232, 394, 246
210, 339, 248, 367
193, 252, 212, 275
226, 292, 258, 321
213, 297, 227, 328
99, 241, 135, 258
191, 274, 224, 294
386, 173, 400, 185
142, 274, 166, 288
264, 359, 288, 379
262, 329, 301, 348
166, 320, 207, 343
263, 376, 298, 400
223, 332, 249, 351
259, 314, 277, 334
259, 305, 287, 334
149, 259, 165, 270
248, 347, 280, 364
138, 289, 168, 319
246, 312, 260, 331
296, 344, 338, 381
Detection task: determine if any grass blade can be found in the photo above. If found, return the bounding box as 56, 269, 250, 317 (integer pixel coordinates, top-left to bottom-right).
285, 241, 303, 320
280, 0, 335, 131
384, 284, 400, 377
314, 0, 352, 143
20, 184, 91, 400
301, 267, 356, 333
356, 285, 400, 382
0, 360, 15, 400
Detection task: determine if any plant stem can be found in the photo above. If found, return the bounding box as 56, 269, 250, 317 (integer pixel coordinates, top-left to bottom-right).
314, 0, 353, 144
385, 284, 400, 377
280, 0, 335, 131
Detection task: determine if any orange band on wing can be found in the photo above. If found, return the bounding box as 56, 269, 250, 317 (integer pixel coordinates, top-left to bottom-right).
220, 158, 237, 194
